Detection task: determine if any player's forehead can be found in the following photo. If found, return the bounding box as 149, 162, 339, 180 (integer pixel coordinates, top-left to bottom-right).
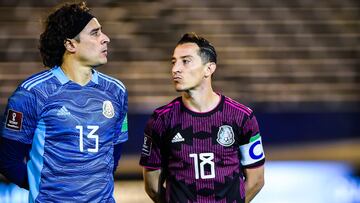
81, 18, 101, 33
172, 43, 200, 59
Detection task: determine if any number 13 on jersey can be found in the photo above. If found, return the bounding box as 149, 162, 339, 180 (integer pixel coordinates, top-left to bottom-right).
76, 125, 99, 153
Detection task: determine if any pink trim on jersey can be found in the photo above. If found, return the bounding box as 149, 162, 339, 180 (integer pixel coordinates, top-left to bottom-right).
155, 101, 181, 115
181, 94, 222, 114
142, 166, 161, 170
158, 108, 171, 115
224, 101, 251, 116
225, 97, 252, 111
224, 98, 252, 116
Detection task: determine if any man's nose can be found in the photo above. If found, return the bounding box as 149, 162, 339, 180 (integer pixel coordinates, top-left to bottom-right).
172, 62, 182, 73
102, 33, 110, 44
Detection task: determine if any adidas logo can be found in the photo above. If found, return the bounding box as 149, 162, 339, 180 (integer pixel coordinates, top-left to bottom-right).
171, 132, 185, 143
57, 106, 71, 116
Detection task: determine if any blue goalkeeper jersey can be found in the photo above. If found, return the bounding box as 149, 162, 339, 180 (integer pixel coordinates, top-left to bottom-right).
1, 66, 128, 203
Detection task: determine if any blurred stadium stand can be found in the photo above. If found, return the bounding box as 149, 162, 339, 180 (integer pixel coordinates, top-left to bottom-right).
0, 0, 359, 198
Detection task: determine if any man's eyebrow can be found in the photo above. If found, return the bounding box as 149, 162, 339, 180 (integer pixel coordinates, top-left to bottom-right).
90, 27, 101, 33
171, 55, 193, 61
180, 55, 192, 59
173, 55, 192, 59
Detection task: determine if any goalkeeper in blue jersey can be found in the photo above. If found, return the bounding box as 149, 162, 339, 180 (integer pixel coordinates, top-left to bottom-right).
0, 1, 128, 202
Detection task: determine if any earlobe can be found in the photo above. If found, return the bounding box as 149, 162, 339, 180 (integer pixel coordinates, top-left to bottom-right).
205, 62, 216, 78
64, 39, 76, 52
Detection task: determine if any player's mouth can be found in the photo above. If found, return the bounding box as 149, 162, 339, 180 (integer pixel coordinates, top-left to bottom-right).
101, 49, 108, 56
173, 76, 182, 82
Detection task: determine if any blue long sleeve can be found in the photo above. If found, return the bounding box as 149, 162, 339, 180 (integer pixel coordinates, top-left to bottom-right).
0, 136, 30, 189
113, 143, 123, 174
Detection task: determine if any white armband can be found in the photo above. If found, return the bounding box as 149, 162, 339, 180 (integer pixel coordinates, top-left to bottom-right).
239, 134, 265, 166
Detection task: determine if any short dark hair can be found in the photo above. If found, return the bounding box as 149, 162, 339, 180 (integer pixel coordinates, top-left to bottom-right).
39, 1, 93, 68
177, 32, 217, 64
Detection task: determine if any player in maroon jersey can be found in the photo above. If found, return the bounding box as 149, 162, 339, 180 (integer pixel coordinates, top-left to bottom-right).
140, 33, 265, 203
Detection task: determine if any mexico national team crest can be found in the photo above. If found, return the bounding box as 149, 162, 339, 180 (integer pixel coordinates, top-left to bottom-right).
217, 125, 235, 147
102, 100, 114, 118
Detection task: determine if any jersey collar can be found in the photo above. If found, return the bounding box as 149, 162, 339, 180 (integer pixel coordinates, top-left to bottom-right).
180, 93, 225, 117
51, 66, 99, 85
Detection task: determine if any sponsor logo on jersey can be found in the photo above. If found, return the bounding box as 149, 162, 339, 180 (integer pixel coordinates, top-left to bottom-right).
171, 132, 185, 143
5, 109, 23, 131
142, 134, 152, 156
217, 125, 235, 147
102, 100, 114, 118
57, 106, 71, 116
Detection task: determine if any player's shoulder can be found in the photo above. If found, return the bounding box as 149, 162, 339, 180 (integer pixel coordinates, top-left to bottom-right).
223, 95, 253, 116
18, 68, 57, 93
96, 70, 126, 93
153, 97, 182, 117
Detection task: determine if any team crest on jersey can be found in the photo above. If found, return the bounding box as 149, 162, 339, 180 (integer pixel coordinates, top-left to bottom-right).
102, 100, 114, 118
217, 125, 235, 147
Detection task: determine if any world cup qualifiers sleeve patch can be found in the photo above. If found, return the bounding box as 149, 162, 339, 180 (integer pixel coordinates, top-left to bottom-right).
239, 133, 265, 166
5, 109, 23, 131
141, 134, 152, 156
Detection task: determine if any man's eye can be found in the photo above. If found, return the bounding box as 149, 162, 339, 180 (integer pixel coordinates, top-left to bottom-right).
183, 59, 190, 64
91, 31, 100, 36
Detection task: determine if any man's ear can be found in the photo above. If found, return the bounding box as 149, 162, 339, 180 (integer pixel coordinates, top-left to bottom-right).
204, 62, 216, 78
64, 39, 76, 52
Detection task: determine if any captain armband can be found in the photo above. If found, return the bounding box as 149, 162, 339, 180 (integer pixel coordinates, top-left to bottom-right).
239, 133, 265, 166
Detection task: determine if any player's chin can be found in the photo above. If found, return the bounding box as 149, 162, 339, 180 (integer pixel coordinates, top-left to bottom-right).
100, 57, 108, 64
92, 61, 107, 68
98, 58, 108, 65
174, 86, 187, 92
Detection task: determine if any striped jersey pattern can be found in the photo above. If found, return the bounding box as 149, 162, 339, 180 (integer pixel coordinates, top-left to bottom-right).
140, 95, 264, 203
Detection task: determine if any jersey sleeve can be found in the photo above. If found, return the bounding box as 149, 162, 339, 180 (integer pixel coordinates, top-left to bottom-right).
239, 113, 265, 168
114, 89, 128, 144
1, 87, 38, 144
139, 112, 165, 169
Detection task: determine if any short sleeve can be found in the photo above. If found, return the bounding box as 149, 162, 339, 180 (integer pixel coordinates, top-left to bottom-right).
139, 112, 165, 169
114, 89, 128, 144
1, 87, 38, 144
239, 113, 265, 168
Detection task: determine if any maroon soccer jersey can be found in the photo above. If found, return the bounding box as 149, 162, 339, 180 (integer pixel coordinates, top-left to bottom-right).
140, 95, 265, 203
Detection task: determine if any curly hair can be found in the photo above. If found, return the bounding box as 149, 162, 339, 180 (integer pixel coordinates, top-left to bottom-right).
39, 1, 92, 68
